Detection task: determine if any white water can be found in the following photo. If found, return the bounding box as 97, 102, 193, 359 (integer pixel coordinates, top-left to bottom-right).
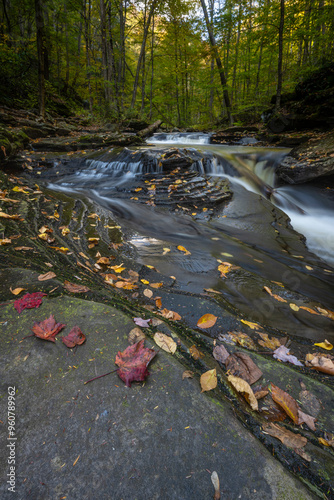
147, 132, 211, 144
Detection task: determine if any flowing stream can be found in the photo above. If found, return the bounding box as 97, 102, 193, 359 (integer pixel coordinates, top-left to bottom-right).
41, 132, 334, 341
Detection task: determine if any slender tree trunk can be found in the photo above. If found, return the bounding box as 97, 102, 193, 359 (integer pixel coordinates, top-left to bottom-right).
35, 0, 46, 118
275, 0, 284, 112
149, 14, 154, 119
131, 0, 157, 109
200, 0, 233, 124
232, 3, 242, 104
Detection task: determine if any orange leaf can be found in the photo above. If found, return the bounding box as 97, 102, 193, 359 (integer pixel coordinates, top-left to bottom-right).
197, 313, 217, 329
269, 383, 299, 423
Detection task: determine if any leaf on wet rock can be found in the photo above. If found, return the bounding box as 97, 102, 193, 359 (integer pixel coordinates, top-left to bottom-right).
153, 332, 177, 354
189, 345, 205, 360
257, 332, 281, 350
228, 331, 257, 350
109, 264, 125, 273
128, 327, 146, 344
133, 317, 151, 328
64, 281, 90, 293
273, 346, 303, 366
299, 306, 319, 315
50, 246, 69, 254
289, 303, 300, 312
0, 211, 21, 220
269, 383, 299, 424
96, 257, 110, 265
115, 340, 157, 387
62, 326, 86, 348
159, 308, 181, 320
0, 238, 11, 245
315, 307, 334, 320
182, 370, 194, 380
298, 409, 317, 431
228, 375, 258, 410
196, 313, 217, 329
313, 339, 333, 350
32, 314, 66, 342
204, 288, 222, 295
240, 319, 262, 330
262, 422, 307, 450
143, 288, 153, 298
10, 287, 25, 295
225, 353, 263, 385
162, 248, 170, 255
200, 369, 217, 393
213, 345, 230, 364
38, 271, 56, 281
14, 292, 47, 313
305, 353, 334, 375
177, 245, 191, 255
150, 282, 163, 289
263, 286, 287, 302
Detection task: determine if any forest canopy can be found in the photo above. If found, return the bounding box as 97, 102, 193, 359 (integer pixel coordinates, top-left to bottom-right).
1, 0, 333, 127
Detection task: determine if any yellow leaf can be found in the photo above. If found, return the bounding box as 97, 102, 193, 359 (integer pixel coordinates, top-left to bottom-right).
314, 339, 333, 350
50, 246, 69, 253
240, 319, 262, 330
0, 238, 11, 245
61, 227, 70, 236
10, 287, 25, 295
134, 188, 142, 192
88, 237, 99, 243
54, 211, 60, 219
197, 313, 217, 329
73, 454, 80, 466
109, 264, 125, 273
150, 282, 163, 288
12, 186, 29, 193
289, 303, 300, 312
147, 184, 156, 191
141, 279, 150, 285
154, 332, 177, 354
200, 369, 217, 393
0, 211, 21, 219
96, 257, 110, 265
177, 245, 191, 255
228, 375, 258, 410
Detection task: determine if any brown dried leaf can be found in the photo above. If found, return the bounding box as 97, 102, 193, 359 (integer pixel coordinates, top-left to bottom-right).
96, 257, 110, 265
225, 352, 263, 385
189, 345, 205, 360
154, 332, 177, 354
159, 308, 181, 321
143, 288, 153, 298
305, 354, 334, 375
197, 313, 217, 329
64, 281, 90, 293
128, 327, 146, 344
228, 375, 258, 410
10, 287, 25, 295
38, 271, 56, 281
298, 409, 317, 431
182, 370, 194, 380
269, 383, 299, 423
200, 369, 217, 393
229, 331, 257, 351
258, 332, 281, 350
213, 345, 230, 364
262, 422, 307, 449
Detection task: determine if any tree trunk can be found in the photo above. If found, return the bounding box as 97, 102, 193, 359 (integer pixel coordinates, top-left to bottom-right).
275, 0, 284, 112
200, 0, 233, 125
131, 0, 158, 109
35, 0, 46, 118
137, 119, 162, 138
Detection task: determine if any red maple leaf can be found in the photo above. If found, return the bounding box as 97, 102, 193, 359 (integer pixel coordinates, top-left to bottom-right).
14, 292, 47, 314
32, 314, 66, 342
62, 326, 86, 348
115, 340, 157, 387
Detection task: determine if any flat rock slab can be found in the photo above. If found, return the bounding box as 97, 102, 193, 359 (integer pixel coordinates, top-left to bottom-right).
0, 296, 315, 500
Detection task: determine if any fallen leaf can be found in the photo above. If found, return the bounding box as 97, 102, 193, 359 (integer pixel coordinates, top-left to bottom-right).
305, 353, 334, 375
218, 263, 233, 277
225, 353, 263, 385
159, 308, 181, 321
196, 313, 217, 329
182, 370, 194, 380
313, 339, 333, 350
289, 303, 300, 312
254, 389, 269, 400
273, 346, 303, 366
64, 281, 90, 293
154, 332, 177, 354
128, 327, 146, 344
0, 238, 11, 245
213, 345, 230, 364
262, 422, 307, 450
14, 246, 33, 251
38, 271, 56, 281
299, 306, 319, 315
316, 307, 334, 320
240, 319, 262, 330
298, 409, 316, 431
228, 374, 258, 410
150, 282, 163, 289
12, 186, 29, 193
141, 279, 150, 285
189, 345, 205, 360
229, 331, 257, 350
258, 332, 281, 350
269, 383, 299, 423
162, 248, 170, 255
14, 292, 47, 313
133, 317, 151, 328
10, 287, 25, 296
143, 289, 153, 298
200, 369, 217, 392
155, 297, 162, 309
0, 211, 21, 219
88, 237, 99, 243
62, 326, 86, 348
115, 340, 157, 387
50, 246, 69, 254
177, 245, 191, 255
61, 227, 70, 236
263, 286, 287, 302
204, 288, 222, 295
32, 314, 66, 342
96, 257, 110, 265
73, 454, 80, 466
109, 264, 125, 273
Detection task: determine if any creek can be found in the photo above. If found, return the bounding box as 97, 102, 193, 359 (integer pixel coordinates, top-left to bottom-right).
38, 132, 334, 342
